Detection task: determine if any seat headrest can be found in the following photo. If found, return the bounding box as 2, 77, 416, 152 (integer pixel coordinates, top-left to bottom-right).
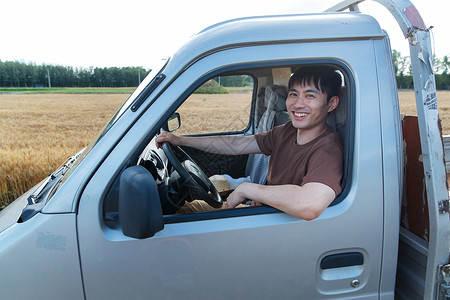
335, 86, 347, 128
327, 86, 347, 130
264, 85, 286, 111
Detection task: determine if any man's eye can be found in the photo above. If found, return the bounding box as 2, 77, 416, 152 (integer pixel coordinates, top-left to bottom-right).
289, 92, 297, 97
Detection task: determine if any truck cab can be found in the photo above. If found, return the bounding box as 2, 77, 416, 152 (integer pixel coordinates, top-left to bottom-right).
0, 1, 448, 299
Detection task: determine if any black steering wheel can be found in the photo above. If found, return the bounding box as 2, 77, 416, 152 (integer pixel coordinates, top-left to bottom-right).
162, 142, 223, 208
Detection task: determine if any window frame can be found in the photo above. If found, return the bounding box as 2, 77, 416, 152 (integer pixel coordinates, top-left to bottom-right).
173, 73, 257, 136
161, 59, 355, 224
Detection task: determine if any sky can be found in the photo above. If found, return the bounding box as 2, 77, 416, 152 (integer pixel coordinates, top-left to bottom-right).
1, 0, 448, 69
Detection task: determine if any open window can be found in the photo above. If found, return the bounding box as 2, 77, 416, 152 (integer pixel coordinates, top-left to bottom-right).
174, 75, 254, 135
103, 62, 353, 229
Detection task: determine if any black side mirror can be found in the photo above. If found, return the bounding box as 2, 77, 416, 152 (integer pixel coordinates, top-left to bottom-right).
119, 166, 164, 239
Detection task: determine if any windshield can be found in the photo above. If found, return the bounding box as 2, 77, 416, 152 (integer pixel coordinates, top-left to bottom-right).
46, 58, 169, 199
102, 58, 169, 137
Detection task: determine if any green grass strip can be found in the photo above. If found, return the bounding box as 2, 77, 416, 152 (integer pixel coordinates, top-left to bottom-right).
0, 87, 136, 94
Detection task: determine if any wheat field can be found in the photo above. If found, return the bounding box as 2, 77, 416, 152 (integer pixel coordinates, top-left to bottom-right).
0, 94, 127, 207
1, 90, 449, 208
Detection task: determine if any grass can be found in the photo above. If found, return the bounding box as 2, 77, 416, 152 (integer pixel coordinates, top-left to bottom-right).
224, 86, 253, 93
1, 90, 450, 209
0, 93, 127, 208
0, 87, 136, 94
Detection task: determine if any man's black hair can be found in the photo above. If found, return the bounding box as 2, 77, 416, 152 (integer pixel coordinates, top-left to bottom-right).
288, 66, 342, 101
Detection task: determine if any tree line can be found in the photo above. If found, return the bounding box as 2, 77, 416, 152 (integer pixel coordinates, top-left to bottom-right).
392, 50, 450, 89
1, 52, 450, 89
0, 60, 150, 88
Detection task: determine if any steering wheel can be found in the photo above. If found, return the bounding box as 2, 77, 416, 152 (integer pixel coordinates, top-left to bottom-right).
162, 142, 223, 208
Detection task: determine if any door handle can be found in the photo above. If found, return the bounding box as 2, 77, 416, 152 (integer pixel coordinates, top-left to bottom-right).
320, 252, 364, 270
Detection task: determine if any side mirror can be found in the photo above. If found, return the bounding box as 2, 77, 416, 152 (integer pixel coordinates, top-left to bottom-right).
167, 112, 181, 132
119, 166, 164, 239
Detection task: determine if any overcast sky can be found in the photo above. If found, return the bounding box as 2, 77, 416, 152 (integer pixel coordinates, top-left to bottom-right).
1, 0, 448, 69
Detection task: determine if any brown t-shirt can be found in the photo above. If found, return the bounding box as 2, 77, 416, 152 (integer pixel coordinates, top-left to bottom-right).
254, 121, 343, 196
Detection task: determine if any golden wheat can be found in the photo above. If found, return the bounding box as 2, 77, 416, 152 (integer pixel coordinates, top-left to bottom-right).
176, 93, 252, 134
1, 91, 450, 208
0, 94, 126, 207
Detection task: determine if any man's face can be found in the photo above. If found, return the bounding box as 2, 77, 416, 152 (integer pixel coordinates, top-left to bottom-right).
286, 81, 336, 132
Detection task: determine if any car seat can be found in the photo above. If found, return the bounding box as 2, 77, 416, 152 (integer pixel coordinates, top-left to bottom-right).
222, 85, 289, 187
327, 86, 348, 197
327, 86, 347, 144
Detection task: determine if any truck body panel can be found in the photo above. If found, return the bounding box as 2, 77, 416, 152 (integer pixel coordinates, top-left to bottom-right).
76, 29, 392, 299
0, 213, 83, 299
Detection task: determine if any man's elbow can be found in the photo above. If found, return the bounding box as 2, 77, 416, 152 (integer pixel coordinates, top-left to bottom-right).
293, 205, 325, 221
301, 207, 324, 221
292, 184, 336, 220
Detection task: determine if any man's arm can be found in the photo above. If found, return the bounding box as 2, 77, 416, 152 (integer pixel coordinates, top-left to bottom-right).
156, 131, 262, 155
226, 182, 336, 220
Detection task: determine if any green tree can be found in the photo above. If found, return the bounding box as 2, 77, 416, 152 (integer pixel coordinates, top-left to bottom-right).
0, 60, 150, 88
392, 50, 413, 89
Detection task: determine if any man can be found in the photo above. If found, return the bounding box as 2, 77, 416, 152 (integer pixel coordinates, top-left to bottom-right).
156, 66, 343, 220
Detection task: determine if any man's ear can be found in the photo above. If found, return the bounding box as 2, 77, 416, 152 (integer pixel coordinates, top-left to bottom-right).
327, 96, 339, 112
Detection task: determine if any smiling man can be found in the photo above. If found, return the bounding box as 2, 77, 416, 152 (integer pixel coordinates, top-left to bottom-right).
156, 66, 343, 220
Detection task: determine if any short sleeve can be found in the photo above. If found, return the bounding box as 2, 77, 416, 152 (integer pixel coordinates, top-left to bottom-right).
254, 123, 287, 156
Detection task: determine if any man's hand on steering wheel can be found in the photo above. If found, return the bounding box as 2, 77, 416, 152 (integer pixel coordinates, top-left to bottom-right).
159, 134, 223, 208
156, 131, 179, 149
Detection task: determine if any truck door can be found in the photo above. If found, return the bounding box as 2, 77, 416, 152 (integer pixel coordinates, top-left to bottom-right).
77, 41, 390, 299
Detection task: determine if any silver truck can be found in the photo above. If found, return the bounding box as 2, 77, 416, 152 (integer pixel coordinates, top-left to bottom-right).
0, 0, 449, 299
